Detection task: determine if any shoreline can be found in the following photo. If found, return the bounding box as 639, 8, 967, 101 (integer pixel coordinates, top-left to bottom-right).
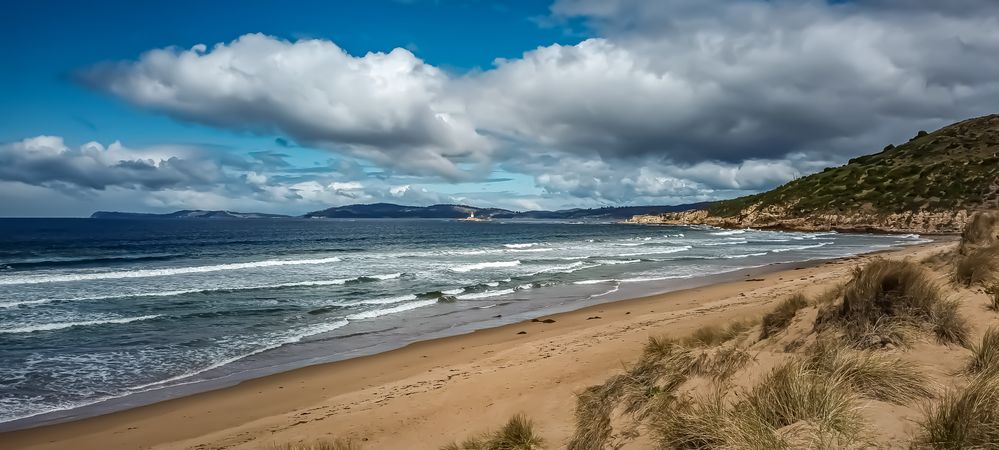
0, 240, 951, 450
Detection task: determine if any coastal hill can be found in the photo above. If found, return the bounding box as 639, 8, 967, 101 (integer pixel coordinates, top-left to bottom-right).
91, 203, 706, 221
303, 203, 512, 219
90, 210, 290, 219
631, 114, 999, 233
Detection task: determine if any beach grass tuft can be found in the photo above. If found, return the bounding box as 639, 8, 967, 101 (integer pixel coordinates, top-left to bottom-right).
443, 414, 544, 450
680, 319, 756, 348
815, 259, 969, 347
266, 438, 362, 450
738, 360, 863, 436
805, 338, 932, 404
954, 244, 999, 287
568, 376, 625, 450
915, 372, 999, 448
987, 283, 999, 312
967, 328, 999, 377
653, 359, 867, 449
960, 211, 999, 252
760, 293, 810, 339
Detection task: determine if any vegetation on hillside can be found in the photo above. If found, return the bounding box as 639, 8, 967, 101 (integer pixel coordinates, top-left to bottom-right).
707, 115, 999, 217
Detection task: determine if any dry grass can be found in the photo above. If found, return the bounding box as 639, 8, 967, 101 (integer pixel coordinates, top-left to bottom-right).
443, 414, 544, 450
266, 438, 362, 450
691, 346, 755, 382
567, 376, 624, 450
967, 328, 999, 377
805, 338, 932, 404
654, 360, 867, 449
987, 283, 999, 312
815, 259, 969, 347
953, 244, 999, 287
738, 361, 863, 436
681, 319, 755, 348
914, 372, 999, 449
760, 293, 810, 339
959, 211, 999, 253
653, 390, 729, 449
622, 338, 696, 419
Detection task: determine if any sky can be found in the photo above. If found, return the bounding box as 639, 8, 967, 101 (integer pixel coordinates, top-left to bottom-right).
2, 0, 998, 217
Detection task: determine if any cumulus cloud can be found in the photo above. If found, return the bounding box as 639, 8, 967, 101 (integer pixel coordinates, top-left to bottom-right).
0, 136, 225, 191
80, 33, 493, 180
71, 1, 999, 207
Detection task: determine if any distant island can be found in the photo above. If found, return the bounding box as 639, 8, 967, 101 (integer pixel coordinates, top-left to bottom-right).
629, 114, 999, 233
91, 203, 707, 221
90, 210, 291, 220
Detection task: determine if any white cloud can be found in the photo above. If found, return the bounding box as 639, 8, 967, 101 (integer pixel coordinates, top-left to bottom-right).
63, 1, 999, 209
82, 33, 493, 180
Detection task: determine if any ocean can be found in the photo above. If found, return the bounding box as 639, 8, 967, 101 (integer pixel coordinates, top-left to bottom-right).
0, 218, 925, 428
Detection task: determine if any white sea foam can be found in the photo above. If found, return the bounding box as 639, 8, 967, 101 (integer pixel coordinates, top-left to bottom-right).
450, 260, 521, 273
458, 288, 516, 300
618, 245, 692, 257
769, 242, 832, 253
128, 319, 349, 392
711, 229, 746, 236
620, 275, 690, 283
702, 240, 748, 246
574, 279, 614, 285
724, 252, 769, 259
590, 283, 621, 298
595, 259, 641, 265
0, 317, 350, 424
442, 288, 464, 295
0, 257, 343, 285
6, 274, 400, 308
0, 315, 161, 334
346, 299, 437, 320
346, 294, 417, 306
503, 243, 538, 249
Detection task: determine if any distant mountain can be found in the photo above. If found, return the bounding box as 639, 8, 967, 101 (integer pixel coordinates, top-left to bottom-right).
494, 204, 710, 220
302, 203, 513, 219
631, 114, 999, 233
91, 203, 708, 221
303, 203, 706, 220
90, 210, 290, 219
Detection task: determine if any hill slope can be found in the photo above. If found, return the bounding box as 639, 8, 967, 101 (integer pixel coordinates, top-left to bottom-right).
302, 203, 513, 219
91, 210, 290, 219
633, 114, 999, 233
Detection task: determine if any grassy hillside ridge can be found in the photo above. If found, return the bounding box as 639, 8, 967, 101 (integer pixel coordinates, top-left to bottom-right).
708, 114, 999, 218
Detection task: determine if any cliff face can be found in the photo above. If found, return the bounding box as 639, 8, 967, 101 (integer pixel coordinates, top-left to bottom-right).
630, 206, 974, 234
628, 114, 999, 234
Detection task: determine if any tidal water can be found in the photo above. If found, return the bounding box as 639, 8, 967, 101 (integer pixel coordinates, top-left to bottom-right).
0, 218, 925, 427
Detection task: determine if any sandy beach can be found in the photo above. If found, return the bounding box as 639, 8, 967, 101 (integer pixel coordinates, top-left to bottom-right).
0, 241, 953, 450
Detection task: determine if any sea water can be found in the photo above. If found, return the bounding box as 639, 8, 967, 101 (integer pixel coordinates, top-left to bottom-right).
0, 218, 925, 427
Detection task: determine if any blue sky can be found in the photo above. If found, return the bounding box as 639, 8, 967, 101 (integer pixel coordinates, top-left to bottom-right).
1, 0, 997, 216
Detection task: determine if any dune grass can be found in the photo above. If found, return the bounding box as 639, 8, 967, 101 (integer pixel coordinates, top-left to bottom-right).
738, 361, 863, 436
691, 346, 755, 382
959, 211, 999, 252
987, 283, 999, 312
760, 293, 810, 339
954, 244, 999, 287
567, 376, 625, 450
653, 359, 867, 449
443, 414, 544, 450
815, 259, 969, 347
967, 328, 999, 377
914, 372, 999, 448
805, 338, 932, 404
680, 319, 755, 348
266, 439, 362, 450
